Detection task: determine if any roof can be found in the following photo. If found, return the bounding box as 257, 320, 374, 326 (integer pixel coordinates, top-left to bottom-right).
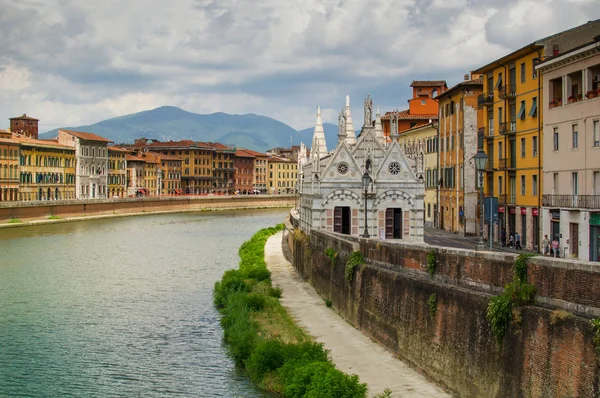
435, 79, 483, 100
236, 148, 257, 158
138, 139, 215, 150
536, 37, 600, 70
207, 142, 235, 151
10, 114, 39, 121
410, 81, 447, 88
13, 134, 74, 150
108, 146, 131, 153
59, 129, 112, 143
380, 109, 439, 120
126, 154, 146, 162
397, 122, 438, 136
158, 154, 182, 161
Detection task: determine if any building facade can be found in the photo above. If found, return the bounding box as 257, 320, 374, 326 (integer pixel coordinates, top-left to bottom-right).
394, 122, 438, 229
159, 155, 182, 195
268, 155, 296, 194
108, 146, 129, 198
436, 75, 483, 235
473, 20, 600, 251
0, 130, 20, 201
235, 149, 256, 194
538, 38, 600, 261
58, 130, 111, 199
211, 143, 235, 194
298, 95, 425, 241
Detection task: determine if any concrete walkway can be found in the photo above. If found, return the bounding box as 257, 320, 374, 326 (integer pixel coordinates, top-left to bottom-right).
265, 232, 449, 398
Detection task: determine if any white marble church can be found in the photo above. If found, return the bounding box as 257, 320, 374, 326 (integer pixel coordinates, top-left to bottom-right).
297, 95, 425, 242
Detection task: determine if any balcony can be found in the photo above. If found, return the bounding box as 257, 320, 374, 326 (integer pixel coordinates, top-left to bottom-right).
498, 158, 516, 170
498, 85, 516, 100
499, 121, 517, 135
477, 93, 494, 107
500, 193, 517, 205
542, 195, 600, 209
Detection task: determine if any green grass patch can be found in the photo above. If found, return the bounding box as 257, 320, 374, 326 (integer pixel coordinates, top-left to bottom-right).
214, 224, 367, 397
8, 218, 22, 224
48, 215, 62, 220
345, 251, 364, 285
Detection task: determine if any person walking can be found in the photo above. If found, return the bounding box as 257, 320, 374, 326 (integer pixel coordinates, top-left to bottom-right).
501, 229, 506, 247
552, 238, 560, 257
515, 232, 522, 250
508, 234, 514, 248
542, 235, 550, 256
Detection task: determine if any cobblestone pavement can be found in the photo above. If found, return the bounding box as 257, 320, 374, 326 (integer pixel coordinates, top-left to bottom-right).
265, 232, 450, 398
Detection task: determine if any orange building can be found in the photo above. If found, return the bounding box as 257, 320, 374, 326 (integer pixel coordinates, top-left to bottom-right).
381, 81, 447, 139
209, 142, 235, 194
0, 130, 20, 201
10, 114, 39, 139
235, 148, 257, 194
159, 154, 182, 195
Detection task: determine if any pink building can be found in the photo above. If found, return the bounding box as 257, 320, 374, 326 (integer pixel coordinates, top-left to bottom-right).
538, 37, 600, 262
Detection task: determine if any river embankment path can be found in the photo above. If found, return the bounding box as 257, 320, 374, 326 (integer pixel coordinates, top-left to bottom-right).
265, 232, 450, 397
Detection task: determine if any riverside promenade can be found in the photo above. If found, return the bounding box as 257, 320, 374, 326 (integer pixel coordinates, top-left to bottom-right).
265, 232, 449, 397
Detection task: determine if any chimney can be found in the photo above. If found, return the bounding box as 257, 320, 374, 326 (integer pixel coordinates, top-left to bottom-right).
553, 44, 559, 56
464, 74, 470, 81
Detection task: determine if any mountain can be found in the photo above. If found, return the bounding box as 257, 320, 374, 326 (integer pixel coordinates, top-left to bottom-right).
41, 106, 300, 152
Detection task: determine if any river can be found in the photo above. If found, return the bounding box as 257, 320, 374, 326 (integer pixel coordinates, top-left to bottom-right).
0, 209, 288, 397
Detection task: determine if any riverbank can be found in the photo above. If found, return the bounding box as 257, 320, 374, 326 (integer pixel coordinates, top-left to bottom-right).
0, 195, 294, 228
265, 231, 449, 397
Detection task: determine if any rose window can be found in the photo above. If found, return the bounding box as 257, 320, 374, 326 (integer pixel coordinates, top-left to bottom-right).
388, 162, 400, 175
337, 162, 349, 175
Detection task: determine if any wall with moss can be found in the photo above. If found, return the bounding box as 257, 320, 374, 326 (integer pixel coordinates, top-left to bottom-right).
287, 227, 600, 397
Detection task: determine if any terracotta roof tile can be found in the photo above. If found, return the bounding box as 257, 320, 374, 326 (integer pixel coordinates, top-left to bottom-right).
435, 79, 483, 99
13, 134, 74, 150
10, 114, 39, 121
59, 129, 112, 143
410, 80, 447, 88
380, 110, 439, 120
108, 146, 131, 153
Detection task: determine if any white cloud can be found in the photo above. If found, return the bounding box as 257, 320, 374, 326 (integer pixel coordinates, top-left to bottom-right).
0, 0, 597, 131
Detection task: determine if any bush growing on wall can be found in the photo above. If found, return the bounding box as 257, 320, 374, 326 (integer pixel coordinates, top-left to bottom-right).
345, 251, 365, 284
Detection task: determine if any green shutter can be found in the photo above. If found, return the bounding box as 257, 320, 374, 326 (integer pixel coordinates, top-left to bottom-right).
528, 97, 538, 117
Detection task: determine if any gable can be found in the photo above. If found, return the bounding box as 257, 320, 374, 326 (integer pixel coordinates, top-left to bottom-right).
374, 140, 418, 182
320, 141, 363, 182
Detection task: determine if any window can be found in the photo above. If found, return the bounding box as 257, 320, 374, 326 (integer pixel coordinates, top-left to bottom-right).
427, 203, 431, 218
521, 175, 526, 195
421, 100, 426, 105
594, 171, 600, 195
495, 72, 503, 89
594, 120, 599, 147
498, 141, 503, 159
532, 175, 538, 195
498, 106, 503, 123
520, 62, 526, 83
553, 127, 559, 151
518, 100, 526, 120
487, 74, 493, 93
498, 176, 503, 195
572, 172, 579, 195
532, 60, 537, 79
451, 135, 455, 150
532, 136, 538, 157
529, 97, 538, 117
521, 138, 526, 158
572, 124, 578, 149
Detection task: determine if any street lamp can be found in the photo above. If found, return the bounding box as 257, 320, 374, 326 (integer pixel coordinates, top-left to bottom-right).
474, 150, 488, 251
361, 171, 372, 238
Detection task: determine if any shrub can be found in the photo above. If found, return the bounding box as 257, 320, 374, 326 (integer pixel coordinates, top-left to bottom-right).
214, 269, 248, 308
345, 251, 364, 284
513, 253, 535, 283
248, 267, 271, 281
426, 250, 437, 276
325, 247, 338, 268
269, 286, 283, 298
427, 293, 437, 317
550, 309, 573, 325
590, 318, 600, 354
325, 299, 333, 308
245, 293, 267, 311
246, 340, 288, 382
487, 294, 513, 343
8, 218, 21, 223
295, 363, 368, 398
374, 389, 393, 398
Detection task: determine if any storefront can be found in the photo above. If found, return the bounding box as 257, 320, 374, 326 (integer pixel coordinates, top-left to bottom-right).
550, 209, 561, 242
532, 208, 539, 252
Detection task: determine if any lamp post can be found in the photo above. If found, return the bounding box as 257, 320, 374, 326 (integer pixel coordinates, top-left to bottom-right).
474, 150, 488, 251
361, 171, 372, 238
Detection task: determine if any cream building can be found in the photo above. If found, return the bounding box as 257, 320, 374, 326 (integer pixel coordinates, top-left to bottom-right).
537, 38, 600, 261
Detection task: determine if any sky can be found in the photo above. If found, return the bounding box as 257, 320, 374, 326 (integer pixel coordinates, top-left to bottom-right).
0, 0, 598, 133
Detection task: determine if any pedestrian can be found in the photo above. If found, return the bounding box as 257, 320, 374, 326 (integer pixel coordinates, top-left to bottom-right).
508, 234, 514, 248
515, 232, 522, 250
542, 235, 550, 256
501, 229, 506, 247
552, 238, 560, 257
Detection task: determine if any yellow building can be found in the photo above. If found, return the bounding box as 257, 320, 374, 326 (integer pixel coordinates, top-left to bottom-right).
436, 76, 483, 235
268, 155, 296, 194
15, 135, 76, 201
108, 146, 129, 198
0, 130, 20, 201
473, 20, 600, 250
159, 154, 182, 195
396, 123, 438, 228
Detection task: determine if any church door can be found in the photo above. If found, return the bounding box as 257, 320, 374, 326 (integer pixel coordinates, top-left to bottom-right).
334, 206, 351, 235
386, 208, 403, 239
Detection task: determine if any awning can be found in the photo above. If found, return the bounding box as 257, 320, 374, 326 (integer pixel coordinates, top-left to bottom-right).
528, 97, 538, 117
517, 101, 526, 119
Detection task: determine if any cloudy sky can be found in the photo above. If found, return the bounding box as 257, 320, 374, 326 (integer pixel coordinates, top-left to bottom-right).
0, 0, 598, 132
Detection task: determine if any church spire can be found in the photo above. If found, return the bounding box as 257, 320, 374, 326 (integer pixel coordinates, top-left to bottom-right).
311, 106, 327, 160
374, 105, 385, 145
343, 95, 356, 146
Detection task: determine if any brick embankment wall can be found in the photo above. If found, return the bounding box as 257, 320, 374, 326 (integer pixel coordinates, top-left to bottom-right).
284, 216, 600, 397
0, 196, 295, 223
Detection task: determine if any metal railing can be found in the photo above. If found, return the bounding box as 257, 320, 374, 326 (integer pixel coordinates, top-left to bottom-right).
497, 158, 516, 170
499, 121, 517, 135
542, 195, 600, 209
500, 193, 517, 205
477, 93, 494, 107
498, 85, 516, 99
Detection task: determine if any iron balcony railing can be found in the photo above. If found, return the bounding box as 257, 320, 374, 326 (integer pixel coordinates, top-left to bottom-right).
500, 193, 517, 205
497, 158, 516, 170
498, 85, 517, 99
477, 93, 494, 107
499, 121, 517, 135
542, 195, 600, 209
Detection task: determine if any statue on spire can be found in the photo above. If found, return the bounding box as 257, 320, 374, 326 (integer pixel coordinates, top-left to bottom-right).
390, 111, 399, 141
364, 95, 373, 127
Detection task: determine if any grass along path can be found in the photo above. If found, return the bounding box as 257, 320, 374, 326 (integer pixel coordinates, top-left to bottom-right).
213, 225, 368, 397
